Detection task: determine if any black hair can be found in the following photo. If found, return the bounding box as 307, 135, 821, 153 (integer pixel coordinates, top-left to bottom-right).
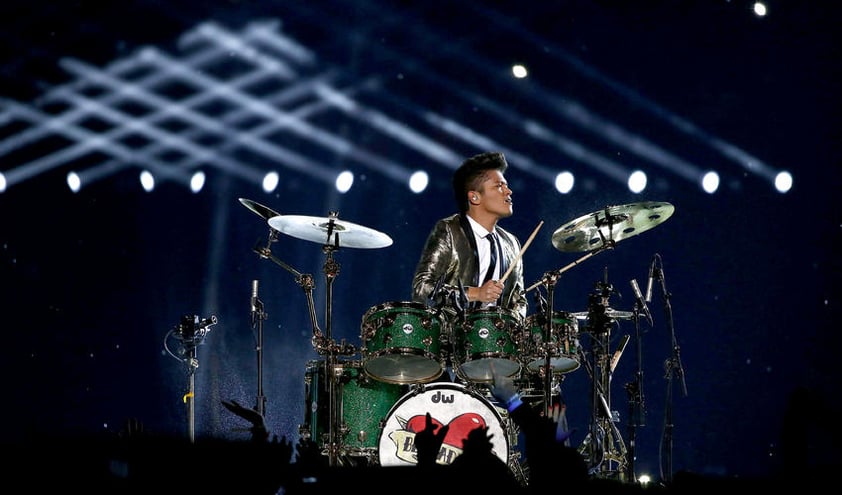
451, 151, 508, 213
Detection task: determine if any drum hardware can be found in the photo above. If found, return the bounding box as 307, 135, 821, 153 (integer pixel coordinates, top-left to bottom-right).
576, 278, 630, 481
525, 259, 589, 418
514, 202, 674, 480
250, 207, 393, 467
165, 313, 218, 443
645, 254, 687, 484
251, 279, 268, 418
624, 278, 652, 483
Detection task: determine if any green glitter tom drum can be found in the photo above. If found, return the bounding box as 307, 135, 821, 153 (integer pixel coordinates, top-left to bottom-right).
452, 307, 523, 383
523, 311, 581, 374
360, 301, 445, 384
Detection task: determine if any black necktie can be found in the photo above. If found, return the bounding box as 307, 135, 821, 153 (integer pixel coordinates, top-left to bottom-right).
482, 232, 498, 285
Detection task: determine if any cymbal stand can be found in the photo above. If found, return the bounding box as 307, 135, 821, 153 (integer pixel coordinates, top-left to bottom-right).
254, 223, 354, 468
537, 272, 559, 417
525, 243, 615, 418
577, 280, 628, 481
525, 242, 613, 293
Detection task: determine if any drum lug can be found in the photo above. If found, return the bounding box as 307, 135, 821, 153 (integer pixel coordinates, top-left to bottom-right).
360, 321, 376, 340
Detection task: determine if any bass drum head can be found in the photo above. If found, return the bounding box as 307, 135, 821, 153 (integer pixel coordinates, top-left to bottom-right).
378, 382, 509, 467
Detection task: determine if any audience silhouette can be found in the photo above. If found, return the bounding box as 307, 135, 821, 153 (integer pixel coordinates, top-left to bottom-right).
13, 382, 794, 494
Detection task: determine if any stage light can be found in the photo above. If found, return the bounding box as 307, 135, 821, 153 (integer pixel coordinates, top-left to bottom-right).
140, 170, 155, 192
554, 171, 574, 194
628, 170, 647, 193
190, 171, 205, 193
774, 171, 792, 193
335, 170, 354, 193
409, 171, 429, 193
702, 171, 720, 193
67, 172, 81, 193
262, 172, 279, 192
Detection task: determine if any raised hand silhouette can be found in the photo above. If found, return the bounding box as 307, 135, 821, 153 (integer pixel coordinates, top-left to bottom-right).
414, 412, 450, 467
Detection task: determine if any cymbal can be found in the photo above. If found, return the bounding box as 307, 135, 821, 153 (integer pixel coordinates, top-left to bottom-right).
238, 198, 281, 221
267, 214, 393, 249
572, 309, 635, 320
552, 201, 674, 252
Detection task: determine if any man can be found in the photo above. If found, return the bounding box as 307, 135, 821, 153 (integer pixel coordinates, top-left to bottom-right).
411, 151, 528, 380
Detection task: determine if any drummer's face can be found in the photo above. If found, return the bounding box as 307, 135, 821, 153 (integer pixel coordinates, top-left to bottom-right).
478, 170, 513, 218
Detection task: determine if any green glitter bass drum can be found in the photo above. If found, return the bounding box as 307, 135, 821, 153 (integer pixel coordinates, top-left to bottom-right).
300, 359, 406, 460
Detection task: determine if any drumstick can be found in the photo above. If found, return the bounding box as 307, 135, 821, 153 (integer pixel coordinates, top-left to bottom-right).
499, 220, 543, 284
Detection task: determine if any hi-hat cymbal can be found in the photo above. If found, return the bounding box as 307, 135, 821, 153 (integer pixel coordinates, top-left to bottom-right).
238, 198, 281, 221
571, 309, 635, 320
268, 214, 393, 249
552, 201, 675, 252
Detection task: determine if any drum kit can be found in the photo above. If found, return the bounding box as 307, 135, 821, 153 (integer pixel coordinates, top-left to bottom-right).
238, 198, 675, 478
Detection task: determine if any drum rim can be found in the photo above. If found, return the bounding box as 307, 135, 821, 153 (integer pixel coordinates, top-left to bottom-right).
524, 310, 578, 324
361, 300, 444, 327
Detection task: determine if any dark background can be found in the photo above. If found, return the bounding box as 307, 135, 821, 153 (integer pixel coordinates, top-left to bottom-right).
1, 0, 840, 482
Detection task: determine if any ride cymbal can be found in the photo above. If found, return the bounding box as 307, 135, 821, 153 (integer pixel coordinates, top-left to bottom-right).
552, 201, 675, 252
268, 214, 393, 249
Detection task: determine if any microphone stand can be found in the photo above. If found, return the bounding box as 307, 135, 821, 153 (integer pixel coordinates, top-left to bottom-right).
252, 282, 267, 417
171, 314, 217, 443
655, 261, 688, 484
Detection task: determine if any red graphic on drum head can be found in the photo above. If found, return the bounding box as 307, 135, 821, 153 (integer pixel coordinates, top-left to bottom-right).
403, 413, 486, 449
378, 383, 509, 467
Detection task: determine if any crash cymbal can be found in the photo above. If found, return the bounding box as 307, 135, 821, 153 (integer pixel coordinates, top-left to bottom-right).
552, 201, 674, 252
238, 198, 281, 221
572, 309, 635, 320
267, 214, 393, 249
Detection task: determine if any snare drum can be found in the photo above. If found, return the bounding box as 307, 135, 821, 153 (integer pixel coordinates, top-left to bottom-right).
523, 311, 581, 374
378, 382, 509, 467
360, 301, 445, 384
452, 307, 522, 383
300, 359, 405, 457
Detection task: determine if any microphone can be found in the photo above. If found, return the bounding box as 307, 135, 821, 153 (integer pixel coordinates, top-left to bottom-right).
644, 256, 656, 303
251, 279, 259, 314
630, 279, 654, 326
197, 315, 218, 330
610, 334, 630, 373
